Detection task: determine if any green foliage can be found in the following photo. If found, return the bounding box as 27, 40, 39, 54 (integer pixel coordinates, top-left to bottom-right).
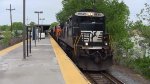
129, 57, 150, 79
115, 3, 150, 79
134, 22, 150, 46
133, 3, 150, 46
137, 3, 150, 25
12, 22, 23, 37
50, 22, 59, 29
0, 25, 10, 31
12, 22, 23, 30
30, 22, 36, 28
136, 3, 150, 43
57, 0, 94, 23
13, 30, 20, 37
29, 21, 36, 31
103, 1, 129, 42
0, 22, 23, 32
1, 29, 12, 47
120, 38, 134, 51
140, 26, 150, 45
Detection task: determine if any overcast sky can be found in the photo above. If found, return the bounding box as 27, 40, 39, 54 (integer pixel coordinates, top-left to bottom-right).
0, 0, 150, 25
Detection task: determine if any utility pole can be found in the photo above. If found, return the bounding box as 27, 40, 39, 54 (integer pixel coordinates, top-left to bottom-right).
34, 11, 43, 41
6, 4, 15, 32
23, 0, 26, 59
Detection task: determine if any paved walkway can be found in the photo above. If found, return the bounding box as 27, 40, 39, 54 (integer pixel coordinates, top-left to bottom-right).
0, 38, 65, 84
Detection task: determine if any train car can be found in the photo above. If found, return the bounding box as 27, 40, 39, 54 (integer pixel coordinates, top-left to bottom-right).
55, 9, 113, 71
50, 26, 62, 40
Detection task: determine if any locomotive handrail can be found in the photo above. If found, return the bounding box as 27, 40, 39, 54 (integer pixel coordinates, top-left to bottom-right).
74, 36, 78, 55
74, 34, 82, 56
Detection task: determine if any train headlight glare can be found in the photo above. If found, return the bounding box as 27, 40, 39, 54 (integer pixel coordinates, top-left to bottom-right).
105, 42, 108, 45
85, 43, 88, 46
88, 13, 94, 16
90, 13, 94, 16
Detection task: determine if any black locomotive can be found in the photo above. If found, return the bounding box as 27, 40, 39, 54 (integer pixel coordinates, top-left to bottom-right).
52, 9, 113, 71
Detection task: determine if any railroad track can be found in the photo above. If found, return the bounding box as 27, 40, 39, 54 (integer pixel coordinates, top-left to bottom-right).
83, 71, 124, 84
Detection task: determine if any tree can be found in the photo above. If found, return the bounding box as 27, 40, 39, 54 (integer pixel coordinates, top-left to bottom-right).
12, 22, 23, 30
0, 25, 10, 31
137, 3, 150, 25
30, 21, 36, 30
1, 29, 11, 47
136, 3, 150, 46
30, 22, 36, 27
50, 22, 59, 29
137, 3, 150, 43
12, 22, 23, 37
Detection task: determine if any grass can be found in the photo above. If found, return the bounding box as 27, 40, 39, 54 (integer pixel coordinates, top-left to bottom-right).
130, 57, 150, 79
115, 56, 150, 79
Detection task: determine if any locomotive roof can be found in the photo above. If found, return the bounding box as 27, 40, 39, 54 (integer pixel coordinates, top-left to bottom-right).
80, 9, 96, 12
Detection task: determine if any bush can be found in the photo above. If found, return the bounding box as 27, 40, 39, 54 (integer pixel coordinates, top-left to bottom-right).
1, 30, 12, 47
115, 56, 150, 79
131, 57, 150, 79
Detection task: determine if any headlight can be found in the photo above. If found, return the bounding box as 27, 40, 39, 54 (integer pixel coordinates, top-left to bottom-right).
105, 42, 108, 46
85, 43, 88, 46
88, 13, 94, 16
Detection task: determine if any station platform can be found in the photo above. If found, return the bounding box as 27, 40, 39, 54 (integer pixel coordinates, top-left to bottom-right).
0, 37, 90, 84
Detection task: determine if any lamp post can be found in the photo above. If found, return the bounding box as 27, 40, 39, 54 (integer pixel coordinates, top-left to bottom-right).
23, 0, 26, 59
34, 11, 43, 41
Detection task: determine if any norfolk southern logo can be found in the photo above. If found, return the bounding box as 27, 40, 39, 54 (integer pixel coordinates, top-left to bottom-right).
81, 31, 103, 42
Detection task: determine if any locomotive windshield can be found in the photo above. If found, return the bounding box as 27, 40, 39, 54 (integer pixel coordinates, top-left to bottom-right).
78, 16, 105, 31
79, 16, 103, 23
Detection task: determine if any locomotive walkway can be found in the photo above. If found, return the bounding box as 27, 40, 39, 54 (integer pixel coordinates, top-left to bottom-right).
0, 37, 90, 84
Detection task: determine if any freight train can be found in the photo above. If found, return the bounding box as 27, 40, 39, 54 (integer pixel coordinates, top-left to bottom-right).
51, 9, 113, 71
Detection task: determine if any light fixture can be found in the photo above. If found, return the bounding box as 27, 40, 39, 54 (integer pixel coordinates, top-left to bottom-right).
85, 43, 89, 46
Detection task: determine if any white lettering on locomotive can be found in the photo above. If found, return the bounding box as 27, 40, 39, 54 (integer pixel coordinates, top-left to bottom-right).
75, 12, 104, 17
81, 31, 103, 42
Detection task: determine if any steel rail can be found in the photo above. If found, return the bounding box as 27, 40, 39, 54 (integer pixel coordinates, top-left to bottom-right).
83, 71, 125, 84
101, 72, 124, 84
